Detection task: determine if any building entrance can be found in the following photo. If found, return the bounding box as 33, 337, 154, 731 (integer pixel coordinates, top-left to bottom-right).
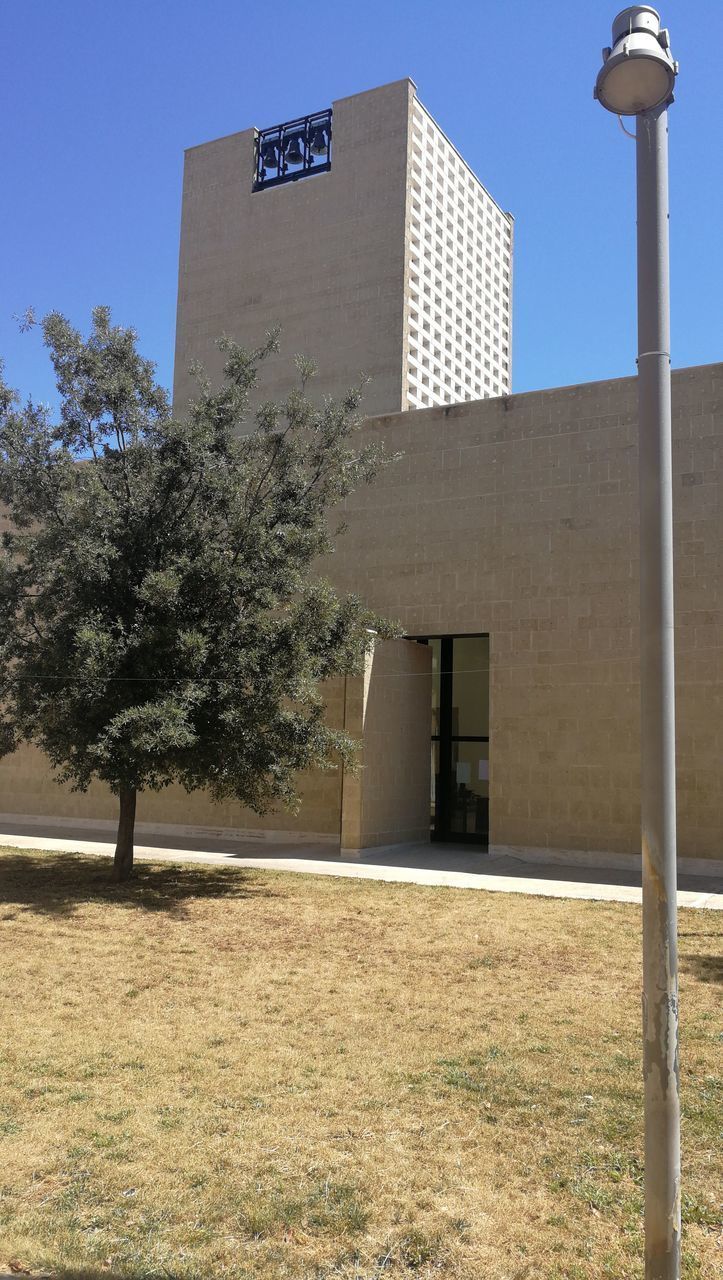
421, 635, 489, 845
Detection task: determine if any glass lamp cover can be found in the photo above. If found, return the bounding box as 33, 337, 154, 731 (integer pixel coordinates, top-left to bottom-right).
598, 54, 673, 113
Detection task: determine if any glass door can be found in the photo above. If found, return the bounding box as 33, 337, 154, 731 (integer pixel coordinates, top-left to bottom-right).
426, 635, 489, 844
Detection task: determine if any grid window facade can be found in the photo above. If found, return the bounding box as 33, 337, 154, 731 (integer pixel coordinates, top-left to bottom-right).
406, 101, 513, 410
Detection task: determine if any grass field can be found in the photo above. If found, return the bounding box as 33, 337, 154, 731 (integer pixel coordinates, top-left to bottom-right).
0, 848, 720, 1280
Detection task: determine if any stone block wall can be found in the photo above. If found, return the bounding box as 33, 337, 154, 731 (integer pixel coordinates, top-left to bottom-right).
1, 364, 720, 861
173, 80, 414, 420
0, 680, 347, 842
326, 363, 723, 860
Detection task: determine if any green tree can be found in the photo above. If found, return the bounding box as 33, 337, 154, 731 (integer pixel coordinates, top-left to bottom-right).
0, 309, 395, 879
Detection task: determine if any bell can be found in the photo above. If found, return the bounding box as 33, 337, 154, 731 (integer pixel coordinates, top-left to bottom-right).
261, 140, 278, 169
309, 126, 328, 155
285, 134, 304, 165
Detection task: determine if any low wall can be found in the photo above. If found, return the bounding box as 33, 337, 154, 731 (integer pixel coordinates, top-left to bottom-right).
0, 679, 347, 842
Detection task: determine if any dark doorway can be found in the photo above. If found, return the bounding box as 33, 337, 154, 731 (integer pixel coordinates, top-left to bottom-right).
417, 634, 491, 844
421, 635, 489, 845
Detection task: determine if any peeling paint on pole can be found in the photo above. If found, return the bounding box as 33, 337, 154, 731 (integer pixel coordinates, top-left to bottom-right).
641, 831, 681, 1273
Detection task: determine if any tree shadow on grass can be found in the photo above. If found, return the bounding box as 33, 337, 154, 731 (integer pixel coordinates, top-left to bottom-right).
0, 850, 275, 920
680, 952, 723, 985
1, 1272, 191, 1280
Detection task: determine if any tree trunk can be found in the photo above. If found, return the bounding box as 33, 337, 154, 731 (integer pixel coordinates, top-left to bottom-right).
113, 786, 137, 881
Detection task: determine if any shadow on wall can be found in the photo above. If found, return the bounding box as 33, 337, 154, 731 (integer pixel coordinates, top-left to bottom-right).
0, 851, 275, 921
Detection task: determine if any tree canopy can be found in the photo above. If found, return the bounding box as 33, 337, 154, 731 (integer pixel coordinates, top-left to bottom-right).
0, 308, 396, 878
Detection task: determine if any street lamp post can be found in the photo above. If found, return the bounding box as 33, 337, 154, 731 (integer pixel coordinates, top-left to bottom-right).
594, 8, 680, 1279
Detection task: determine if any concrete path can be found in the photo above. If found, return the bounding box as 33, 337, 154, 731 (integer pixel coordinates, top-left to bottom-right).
1, 819, 721, 908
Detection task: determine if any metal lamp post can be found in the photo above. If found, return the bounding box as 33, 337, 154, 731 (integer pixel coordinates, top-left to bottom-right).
595, 8, 680, 1279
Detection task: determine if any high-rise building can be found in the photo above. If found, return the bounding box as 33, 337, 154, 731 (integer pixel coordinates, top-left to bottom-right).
173, 78, 513, 418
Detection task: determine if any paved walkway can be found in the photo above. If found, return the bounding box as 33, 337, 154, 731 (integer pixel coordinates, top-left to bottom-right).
1, 819, 721, 908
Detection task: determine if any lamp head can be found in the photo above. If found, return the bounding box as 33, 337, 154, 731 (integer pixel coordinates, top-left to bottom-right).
594, 6, 677, 115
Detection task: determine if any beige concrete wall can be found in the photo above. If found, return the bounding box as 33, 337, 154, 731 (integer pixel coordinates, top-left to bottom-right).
3, 365, 721, 861
0, 680, 346, 840
340, 638, 431, 852
0, 641, 433, 851
325, 363, 723, 860
173, 80, 414, 421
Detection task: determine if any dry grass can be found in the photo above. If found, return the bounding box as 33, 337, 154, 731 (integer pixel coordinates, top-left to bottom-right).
0, 848, 720, 1280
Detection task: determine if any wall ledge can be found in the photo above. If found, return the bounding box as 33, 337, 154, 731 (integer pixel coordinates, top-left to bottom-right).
0, 813, 338, 846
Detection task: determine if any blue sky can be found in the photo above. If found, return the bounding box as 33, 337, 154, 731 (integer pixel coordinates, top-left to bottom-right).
1, 0, 721, 407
